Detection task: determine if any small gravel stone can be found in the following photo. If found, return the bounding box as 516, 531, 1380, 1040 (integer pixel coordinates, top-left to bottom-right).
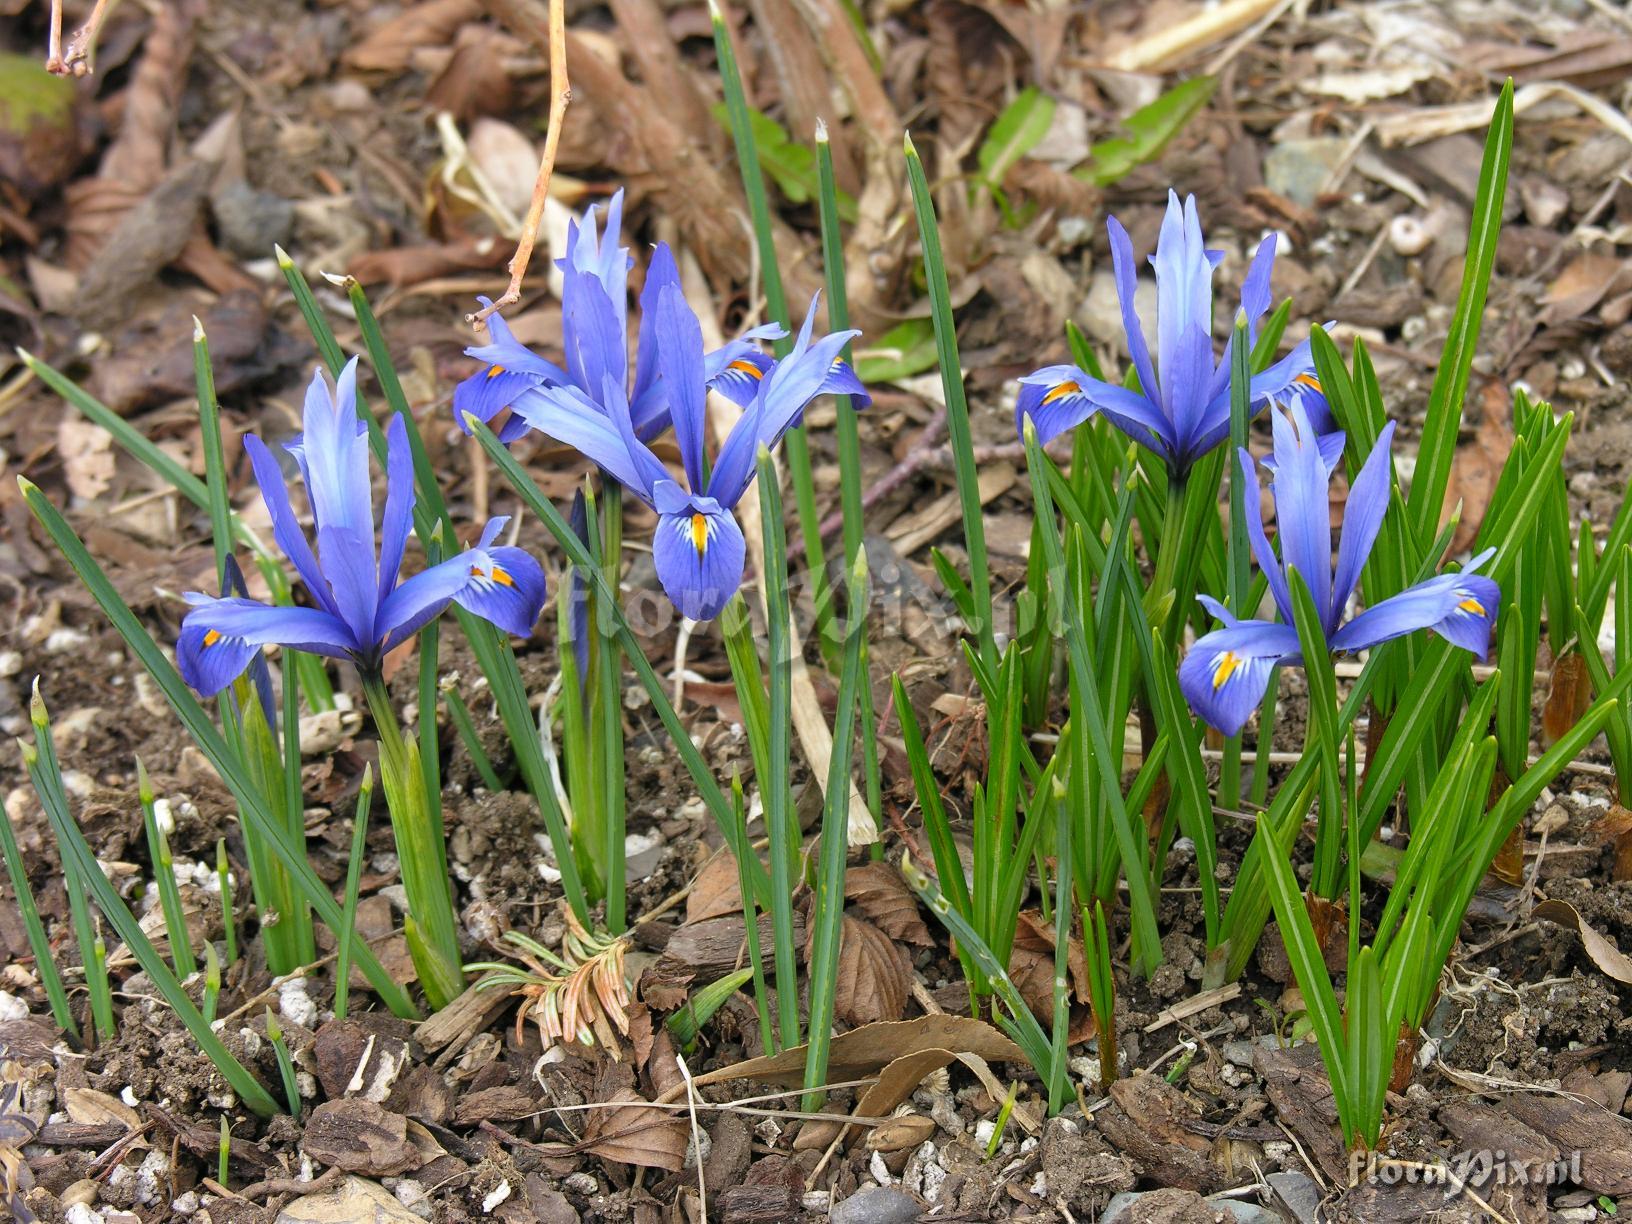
831, 1184, 925, 1224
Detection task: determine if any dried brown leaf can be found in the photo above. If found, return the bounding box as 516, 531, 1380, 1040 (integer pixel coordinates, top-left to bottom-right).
655, 1014, 1022, 1102
844, 862, 932, 945
685, 852, 743, 924
345, 0, 484, 73
1443, 382, 1513, 552
1544, 251, 1629, 324
1002, 159, 1100, 219
348, 239, 509, 288
1008, 909, 1090, 1019
425, 29, 515, 120
1535, 899, 1632, 984
832, 916, 910, 1026
578, 1092, 688, 1170
1543, 652, 1592, 747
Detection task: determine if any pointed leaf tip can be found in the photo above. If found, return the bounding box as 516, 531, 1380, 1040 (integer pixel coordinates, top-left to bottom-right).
815, 117, 829, 143
192, 315, 206, 342
274, 245, 293, 268
29, 677, 45, 726
903, 131, 918, 157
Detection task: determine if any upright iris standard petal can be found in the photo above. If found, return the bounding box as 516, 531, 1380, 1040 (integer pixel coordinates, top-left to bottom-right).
652, 282, 709, 493
650, 486, 747, 623
1329, 419, 1395, 618
1178, 618, 1301, 737
1264, 401, 1334, 627
1016, 192, 1325, 474
1180, 406, 1504, 733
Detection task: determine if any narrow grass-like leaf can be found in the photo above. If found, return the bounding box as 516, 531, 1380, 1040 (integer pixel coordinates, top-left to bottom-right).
816, 120, 881, 846
1406, 80, 1514, 554
216, 839, 237, 966
1022, 424, 1162, 973
1287, 572, 1343, 898
711, 2, 833, 664
757, 448, 801, 1049
899, 854, 1052, 1078
202, 940, 221, 1025
193, 319, 234, 585
26, 695, 279, 1114
334, 766, 373, 1023
0, 756, 76, 1035
668, 968, 755, 1048
1221, 313, 1253, 810
265, 1008, 301, 1116
906, 134, 998, 675
139, 759, 195, 977
275, 246, 347, 375
444, 686, 504, 791
1255, 817, 1352, 1142
803, 548, 869, 1109
731, 776, 776, 1055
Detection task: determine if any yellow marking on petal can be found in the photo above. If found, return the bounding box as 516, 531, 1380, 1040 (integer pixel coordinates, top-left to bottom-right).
691, 513, 710, 555
491, 564, 515, 588
728, 359, 765, 380
1458, 596, 1485, 616
470, 565, 485, 579
487, 365, 506, 379
1295, 373, 1322, 392
1042, 381, 1081, 405
1212, 651, 1242, 690
203, 629, 222, 647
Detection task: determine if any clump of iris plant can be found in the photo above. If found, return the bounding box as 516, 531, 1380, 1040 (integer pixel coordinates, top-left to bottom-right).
1179, 400, 1499, 736
1015, 190, 1327, 475
178, 356, 546, 1007
498, 288, 861, 621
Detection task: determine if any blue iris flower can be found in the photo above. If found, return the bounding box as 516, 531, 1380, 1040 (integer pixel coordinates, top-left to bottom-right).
453, 190, 869, 444
1016, 190, 1329, 475
506, 289, 862, 622
1178, 398, 1500, 736
178, 358, 546, 696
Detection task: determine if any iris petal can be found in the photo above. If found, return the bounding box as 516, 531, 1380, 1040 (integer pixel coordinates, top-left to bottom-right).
1330, 420, 1396, 621
1178, 618, 1300, 736
1329, 571, 1499, 659
451, 545, 548, 641
651, 500, 746, 622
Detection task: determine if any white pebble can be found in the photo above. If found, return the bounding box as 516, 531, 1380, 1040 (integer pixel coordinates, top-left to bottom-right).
1389, 215, 1430, 256
481, 1181, 513, 1212
277, 977, 317, 1029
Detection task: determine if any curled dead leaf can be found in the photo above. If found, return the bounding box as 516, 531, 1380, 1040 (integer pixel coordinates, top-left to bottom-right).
1543, 652, 1592, 747
1535, 899, 1632, 984
344, 0, 484, 73
574, 1091, 688, 1171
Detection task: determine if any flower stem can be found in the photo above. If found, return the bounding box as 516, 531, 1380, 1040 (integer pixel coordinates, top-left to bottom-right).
1148, 472, 1188, 642
360, 672, 463, 1009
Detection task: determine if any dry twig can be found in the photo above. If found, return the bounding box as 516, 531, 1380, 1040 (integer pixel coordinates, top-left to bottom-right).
470, 0, 571, 327
46, 0, 114, 76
